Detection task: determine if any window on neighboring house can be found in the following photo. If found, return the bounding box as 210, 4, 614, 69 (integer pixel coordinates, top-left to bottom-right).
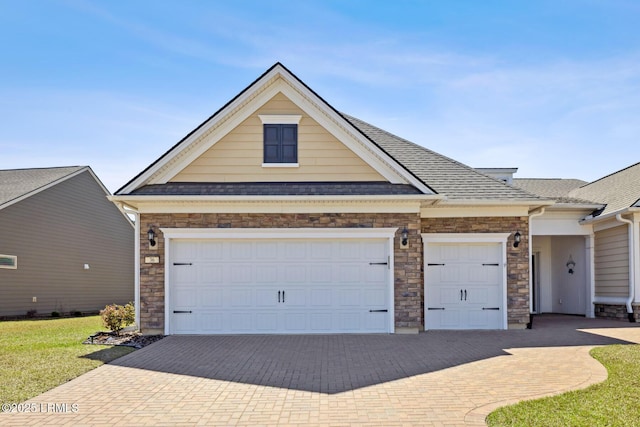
259, 115, 302, 166
0, 254, 17, 269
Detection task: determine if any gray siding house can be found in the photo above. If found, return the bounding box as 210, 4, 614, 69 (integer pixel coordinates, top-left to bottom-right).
0, 166, 134, 317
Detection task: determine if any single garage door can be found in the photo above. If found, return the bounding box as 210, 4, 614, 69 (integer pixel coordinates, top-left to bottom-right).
168, 238, 390, 334
425, 242, 504, 329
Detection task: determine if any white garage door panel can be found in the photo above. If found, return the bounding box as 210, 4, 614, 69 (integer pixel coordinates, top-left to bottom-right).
426, 242, 504, 330
169, 238, 390, 334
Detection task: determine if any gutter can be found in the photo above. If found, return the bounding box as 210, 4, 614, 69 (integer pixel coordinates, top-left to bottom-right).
527, 207, 545, 328
615, 214, 636, 322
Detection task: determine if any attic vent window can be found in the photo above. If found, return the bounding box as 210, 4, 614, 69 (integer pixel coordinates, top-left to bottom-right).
259, 115, 301, 167
0, 254, 17, 269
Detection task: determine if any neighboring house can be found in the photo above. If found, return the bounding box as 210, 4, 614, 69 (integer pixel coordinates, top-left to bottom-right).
514, 163, 640, 322
111, 63, 549, 335
0, 166, 134, 317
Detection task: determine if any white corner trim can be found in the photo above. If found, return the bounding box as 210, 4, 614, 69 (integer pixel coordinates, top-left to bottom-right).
258, 114, 302, 124
261, 163, 300, 168
160, 227, 399, 240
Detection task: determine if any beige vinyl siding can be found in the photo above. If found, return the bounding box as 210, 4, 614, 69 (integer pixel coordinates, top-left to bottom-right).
0, 171, 134, 317
171, 92, 386, 182
594, 225, 630, 297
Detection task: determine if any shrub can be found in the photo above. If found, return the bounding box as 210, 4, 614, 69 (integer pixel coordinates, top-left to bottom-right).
51, 311, 60, 317
26, 310, 37, 318
72, 311, 83, 317
100, 302, 135, 335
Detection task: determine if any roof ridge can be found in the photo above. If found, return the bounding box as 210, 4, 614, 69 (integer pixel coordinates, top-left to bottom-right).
0, 165, 85, 173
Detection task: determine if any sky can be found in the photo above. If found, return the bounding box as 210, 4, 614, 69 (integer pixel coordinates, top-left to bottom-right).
1, 0, 639, 193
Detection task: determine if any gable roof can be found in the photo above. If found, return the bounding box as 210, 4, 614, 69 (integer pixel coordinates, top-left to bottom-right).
116, 62, 432, 196
513, 178, 595, 204
115, 63, 544, 205
0, 166, 89, 210
569, 162, 640, 216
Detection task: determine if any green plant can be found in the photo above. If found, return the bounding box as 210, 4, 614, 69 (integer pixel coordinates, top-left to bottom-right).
26, 309, 37, 318
99, 302, 135, 335
51, 311, 61, 317
72, 310, 83, 317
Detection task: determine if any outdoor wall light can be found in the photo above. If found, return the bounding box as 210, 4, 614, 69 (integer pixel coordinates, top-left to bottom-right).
513, 231, 521, 248
147, 226, 157, 248
401, 227, 409, 247
566, 255, 576, 274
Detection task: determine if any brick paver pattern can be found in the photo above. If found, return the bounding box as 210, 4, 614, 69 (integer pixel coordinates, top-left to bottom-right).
1, 315, 639, 426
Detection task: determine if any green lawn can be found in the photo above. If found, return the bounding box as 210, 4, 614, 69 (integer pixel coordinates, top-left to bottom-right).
0, 316, 134, 403
487, 344, 640, 426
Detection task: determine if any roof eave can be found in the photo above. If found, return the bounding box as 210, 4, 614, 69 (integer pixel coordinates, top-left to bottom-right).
580, 206, 640, 224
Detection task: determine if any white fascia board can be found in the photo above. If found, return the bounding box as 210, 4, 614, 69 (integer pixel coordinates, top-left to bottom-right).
110, 195, 440, 214
422, 206, 529, 218
161, 227, 399, 240
580, 207, 639, 225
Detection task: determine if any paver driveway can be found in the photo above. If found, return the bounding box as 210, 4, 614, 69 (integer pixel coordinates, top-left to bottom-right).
2, 315, 640, 426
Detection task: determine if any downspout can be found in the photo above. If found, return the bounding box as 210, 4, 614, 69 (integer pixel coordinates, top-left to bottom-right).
527, 207, 545, 328
116, 202, 141, 330
615, 214, 636, 322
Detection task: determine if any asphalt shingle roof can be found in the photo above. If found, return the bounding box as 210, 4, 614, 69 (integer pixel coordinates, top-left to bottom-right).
513, 178, 595, 204
569, 162, 640, 216
0, 166, 85, 208
343, 115, 541, 200
130, 182, 423, 196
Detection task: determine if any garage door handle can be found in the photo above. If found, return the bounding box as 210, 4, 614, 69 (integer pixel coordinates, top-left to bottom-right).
369, 309, 388, 312
173, 310, 192, 314
428, 307, 445, 310
428, 263, 445, 266
278, 291, 281, 303
482, 307, 500, 310
369, 262, 388, 265
482, 263, 499, 266
173, 262, 193, 266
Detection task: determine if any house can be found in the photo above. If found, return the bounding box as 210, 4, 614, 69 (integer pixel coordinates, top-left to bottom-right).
110, 63, 550, 335
0, 166, 134, 317
514, 163, 640, 322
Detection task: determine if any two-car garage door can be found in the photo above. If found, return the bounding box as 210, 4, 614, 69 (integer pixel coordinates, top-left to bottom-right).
168, 238, 391, 334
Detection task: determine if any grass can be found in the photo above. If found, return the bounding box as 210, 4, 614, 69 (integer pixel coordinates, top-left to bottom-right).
0, 316, 134, 403
487, 344, 640, 426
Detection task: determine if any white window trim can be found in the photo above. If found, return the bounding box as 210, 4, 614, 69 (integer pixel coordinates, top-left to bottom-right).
261, 163, 299, 168
0, 254, 17, 269
161, 227, 398, 335
259, 114, 302, 124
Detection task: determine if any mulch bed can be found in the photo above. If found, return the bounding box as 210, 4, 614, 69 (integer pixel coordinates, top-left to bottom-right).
84, 331, 165, 349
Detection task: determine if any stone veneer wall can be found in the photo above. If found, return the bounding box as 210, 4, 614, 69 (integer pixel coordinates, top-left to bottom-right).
594, 303, 640, 322
421, 216, 530, 328
139, 212, 421, 334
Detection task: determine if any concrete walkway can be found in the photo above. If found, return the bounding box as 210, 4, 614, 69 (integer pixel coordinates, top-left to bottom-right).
2, 315, 640, 426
